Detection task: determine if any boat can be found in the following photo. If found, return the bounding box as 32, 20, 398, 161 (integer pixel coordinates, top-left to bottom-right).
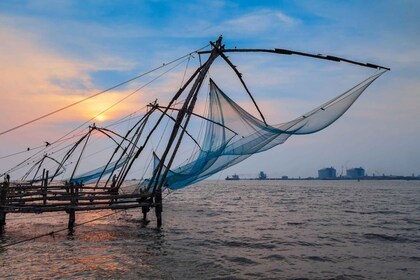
226, 174, 240, 180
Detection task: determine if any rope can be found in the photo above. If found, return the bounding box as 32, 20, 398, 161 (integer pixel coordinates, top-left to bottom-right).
0, 45, 210, 137
0, 145, 45, 160
180, 55, 192, 88
1, 55, 193, 176
139, 109, 172, 180
1, 108, 148, 175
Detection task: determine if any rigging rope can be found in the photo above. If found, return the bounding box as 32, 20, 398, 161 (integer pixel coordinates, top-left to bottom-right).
0, 45, 209, 137
180, 55, 192, 88
1, 56, 192, 177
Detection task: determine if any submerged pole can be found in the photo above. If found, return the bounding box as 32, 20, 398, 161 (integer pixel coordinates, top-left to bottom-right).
68, 182, 76, 229
155, 187, 162, 228
43, 170, 48, 205
142, 205, 149, 221
0, 175, 10, 230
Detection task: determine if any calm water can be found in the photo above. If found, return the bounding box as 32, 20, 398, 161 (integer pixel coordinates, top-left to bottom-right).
0, 180, 419, 279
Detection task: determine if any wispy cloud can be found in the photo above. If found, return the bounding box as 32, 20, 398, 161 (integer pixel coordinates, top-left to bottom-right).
166, 8, 301, 39
224, 9, 299, 33
0, 23, 142, 131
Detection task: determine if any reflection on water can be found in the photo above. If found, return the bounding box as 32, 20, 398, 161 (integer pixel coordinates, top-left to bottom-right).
1, 180, 419, 279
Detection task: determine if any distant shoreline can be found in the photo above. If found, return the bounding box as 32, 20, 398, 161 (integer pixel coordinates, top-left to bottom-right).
225, 176, 420, 181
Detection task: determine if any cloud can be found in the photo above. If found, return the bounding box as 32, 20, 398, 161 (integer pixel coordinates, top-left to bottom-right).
165, 8, 300, 39
0, 23, 144, 137
225, 9, 299, 33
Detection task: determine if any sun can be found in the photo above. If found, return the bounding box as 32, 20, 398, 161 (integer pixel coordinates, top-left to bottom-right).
95, 114, 107, 122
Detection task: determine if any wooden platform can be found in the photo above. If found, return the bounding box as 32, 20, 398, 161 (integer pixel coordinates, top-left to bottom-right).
0, 177, 162, 230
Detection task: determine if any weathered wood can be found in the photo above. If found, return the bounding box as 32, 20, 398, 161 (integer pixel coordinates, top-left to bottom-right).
5, 202, 152, 213
68, 183, 76, 229
2, 174, 156, 231
43, 170, 48, 205
8, 198, 149, 208
7, 184, 112, 190
155, 188, 162, 228
5, 190, 113, 199
0, 175, 10, 229
197, 48, 391, 70
142, 205, 149, 221
151, 36, 224, 195
6, 190, 151, 201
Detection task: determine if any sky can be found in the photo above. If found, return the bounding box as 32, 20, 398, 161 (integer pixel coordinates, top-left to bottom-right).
0, 0, 419, 179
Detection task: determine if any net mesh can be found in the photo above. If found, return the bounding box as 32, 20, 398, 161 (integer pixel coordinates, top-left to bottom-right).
160, 70, 385, 189
70, 157, 128, 184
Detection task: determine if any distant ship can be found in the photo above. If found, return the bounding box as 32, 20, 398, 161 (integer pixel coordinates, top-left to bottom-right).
226, 174, 240, 180
258, 171, 267, 180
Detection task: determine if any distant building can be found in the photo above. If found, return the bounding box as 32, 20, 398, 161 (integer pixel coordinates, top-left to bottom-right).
346, 167, 365, 178
258, 171, 267, 180
318, 167, 336, 179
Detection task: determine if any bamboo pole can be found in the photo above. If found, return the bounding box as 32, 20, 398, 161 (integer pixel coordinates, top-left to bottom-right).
43, 170, 48, 205
155, 188, 162, 228
0, 175, 10, 229
68, 182, 76, 229
5, 202, 152, 213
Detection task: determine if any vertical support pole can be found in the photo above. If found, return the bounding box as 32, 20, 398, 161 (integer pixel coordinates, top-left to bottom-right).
110, 174, 118, 203
142, 205, 149, 221
76, 183, 79, 207
0, 175, 10, 230
138, 189, 149, 224
155, 188, 162, 228
43, 170, 48, 205
42, 168, 45, 185
68, 182, 76, 229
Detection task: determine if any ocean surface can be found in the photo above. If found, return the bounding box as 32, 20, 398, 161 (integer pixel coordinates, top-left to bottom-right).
0, 180, 419, 279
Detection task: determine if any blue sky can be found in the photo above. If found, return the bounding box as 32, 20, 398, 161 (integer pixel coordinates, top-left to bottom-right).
0, 0, 419, 178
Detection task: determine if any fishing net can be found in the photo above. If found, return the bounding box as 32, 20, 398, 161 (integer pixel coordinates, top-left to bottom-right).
70, 157, 128, 184
159, 70, 386, 189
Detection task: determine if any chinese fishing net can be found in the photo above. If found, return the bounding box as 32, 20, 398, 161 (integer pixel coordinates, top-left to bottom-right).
156, 70, 386, 189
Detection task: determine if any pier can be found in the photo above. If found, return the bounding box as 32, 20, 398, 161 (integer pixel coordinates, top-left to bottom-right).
0, 174, 162, 231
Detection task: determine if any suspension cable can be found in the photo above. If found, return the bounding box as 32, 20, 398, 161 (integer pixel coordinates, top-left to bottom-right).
0, 44, 210, 137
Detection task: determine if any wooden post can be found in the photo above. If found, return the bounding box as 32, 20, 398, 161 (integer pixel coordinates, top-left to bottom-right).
41, 168, 45, 184
68, 182, 76, 229
139, 189, 149, 222
0, 175, 10, 230
142, 205, 149, 221
43, 170, 48, 205
155, 188, 162, 228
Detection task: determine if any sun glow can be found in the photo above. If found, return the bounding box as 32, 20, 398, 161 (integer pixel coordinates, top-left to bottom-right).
95, 114, 107, 122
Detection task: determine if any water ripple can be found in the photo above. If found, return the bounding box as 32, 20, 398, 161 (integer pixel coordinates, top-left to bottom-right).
1, 180, 419, 279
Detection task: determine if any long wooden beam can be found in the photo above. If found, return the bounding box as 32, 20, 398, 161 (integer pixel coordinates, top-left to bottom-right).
5, 203, 154, 213
198, 48, 390, 70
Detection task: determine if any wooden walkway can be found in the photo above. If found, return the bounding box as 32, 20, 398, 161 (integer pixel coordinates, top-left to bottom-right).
0, 176, 162, 230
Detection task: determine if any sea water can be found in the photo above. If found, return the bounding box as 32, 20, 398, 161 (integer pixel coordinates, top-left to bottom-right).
0, 180, 419, 279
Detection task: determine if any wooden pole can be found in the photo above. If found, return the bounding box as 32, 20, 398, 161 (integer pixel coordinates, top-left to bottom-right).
154, 187, 162, 228
68, 182, 76, 229
0, 175, 10, 230
142, 205, 149, 221
139, 188, 150, 222
43, 170, 48, 205
149, 36, 223, 194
